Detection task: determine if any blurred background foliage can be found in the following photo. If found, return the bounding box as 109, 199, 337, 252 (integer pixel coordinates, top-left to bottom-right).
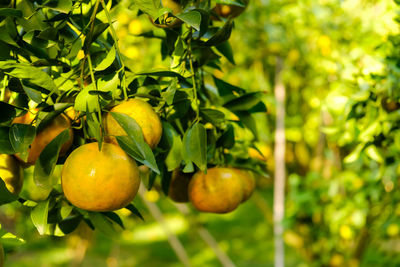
2, 0, 400, 266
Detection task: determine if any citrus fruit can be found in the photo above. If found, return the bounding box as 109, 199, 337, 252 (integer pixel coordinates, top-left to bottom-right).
168, 169, 192, 203
213, 0, 248, 19
188, 167, 244, 213
234, 169, 256, 202
150, 0, 182, 28
104, 99, 162, 149
61, 142, 140, 211
13, 112, 74, 166
0, 154, 23, 195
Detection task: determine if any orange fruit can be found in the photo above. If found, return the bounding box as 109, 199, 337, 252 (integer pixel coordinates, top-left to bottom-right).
234, 169, 256, 202
213, 0, 248, 19
150, 0, 182, 28
0, 154, 23, 194
61, 142, 140, 211
188, 167, 244, 213
168, 169, 192, 203
13, 112, 74, 166
104, 99, 162, 149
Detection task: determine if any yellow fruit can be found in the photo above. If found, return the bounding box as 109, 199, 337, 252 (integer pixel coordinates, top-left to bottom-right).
13, 112, 74, 166
168, 169, 192, 203
213, 0, 248, 19
128, 20, 143, 35
0, 154, 23, 195
104, 99, 162, 149
234, 169, 255, 202
188, 167, 244, 213
150, 0, 182, 28
61, 143, 140, 211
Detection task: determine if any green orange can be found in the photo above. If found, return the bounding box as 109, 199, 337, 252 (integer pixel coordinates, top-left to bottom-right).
188, 167, 244, 213
61, 142, 140, 211
104, 99, 162, 149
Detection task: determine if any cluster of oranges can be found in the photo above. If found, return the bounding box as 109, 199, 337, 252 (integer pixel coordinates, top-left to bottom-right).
2, 97, 257, 214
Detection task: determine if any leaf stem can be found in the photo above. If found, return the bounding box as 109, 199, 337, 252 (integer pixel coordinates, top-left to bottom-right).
100, 0, 128, 100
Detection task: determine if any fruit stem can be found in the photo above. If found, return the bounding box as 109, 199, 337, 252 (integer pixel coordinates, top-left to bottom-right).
100, 0, 128, 101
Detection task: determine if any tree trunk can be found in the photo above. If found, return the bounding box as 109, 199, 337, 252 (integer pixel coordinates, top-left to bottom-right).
273, 57, 286, 267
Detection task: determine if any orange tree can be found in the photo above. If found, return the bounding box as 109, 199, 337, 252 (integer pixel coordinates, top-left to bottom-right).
0, 0, 267, 250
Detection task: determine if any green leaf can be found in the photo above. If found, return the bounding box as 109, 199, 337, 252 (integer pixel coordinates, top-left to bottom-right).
0, 8, 22, 18
223, 92, 263, 111
183, 123, 207, 171
74, 84, 100, 112
216, 41, 235, 64
125, 204, 144, 221
83, 23, 109, 54
213, 76, 245, 97
200, 108, 225, 125
343, 144, 364, 164
175, 11, 201, 31
0, 102, 16, 123
217, 124, 235, 148
132, 0, 161, 19
365, 145, 383, 163
165, 134, 183, 171
58, 216, 81, 234
9, 124, 36, 161
34, 129, 71, 189
31, 199, 50, 235
235, 111, 258, 139
204, 20, 233, 46
137, 69, 186, 81
42, 0, 72, 13
0, 127, 15, 154
89, 212, 118, 238
0, 179, 18, 205
111, 112, 160, 174
0, 61, 57, 93
102, 212, 124, 229
94, 46, 116, 71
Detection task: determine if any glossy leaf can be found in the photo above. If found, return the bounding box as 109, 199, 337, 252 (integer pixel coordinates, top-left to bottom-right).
34, 129, 71, 189
31, 200, 50, 235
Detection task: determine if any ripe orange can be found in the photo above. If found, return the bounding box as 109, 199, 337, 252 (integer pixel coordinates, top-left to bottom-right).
0, 154, 23, 194
188, 167, 244, 213
61, 142, 140, 211
168, 169, 192, 203
214, 0, 248, 19
104, 99, 162, 149
150, 0, 182, 28
13, 112, 74, 166
234, 169, 256, 202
